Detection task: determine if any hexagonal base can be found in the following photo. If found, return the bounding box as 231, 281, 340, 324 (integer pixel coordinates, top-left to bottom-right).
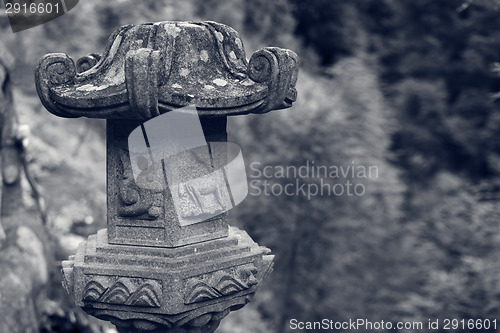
62, 226, 273, 332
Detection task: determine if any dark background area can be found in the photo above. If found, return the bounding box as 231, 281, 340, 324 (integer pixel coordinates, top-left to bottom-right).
2, 0, 500, 332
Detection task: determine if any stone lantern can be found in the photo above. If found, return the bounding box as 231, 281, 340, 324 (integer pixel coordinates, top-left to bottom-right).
35, 21, 298, 333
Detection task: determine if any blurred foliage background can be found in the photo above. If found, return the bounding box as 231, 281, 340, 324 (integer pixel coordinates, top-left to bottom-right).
2, 0, 500, 332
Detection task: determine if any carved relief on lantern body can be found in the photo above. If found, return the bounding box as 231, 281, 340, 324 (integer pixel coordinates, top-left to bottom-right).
106, 118, 229, 248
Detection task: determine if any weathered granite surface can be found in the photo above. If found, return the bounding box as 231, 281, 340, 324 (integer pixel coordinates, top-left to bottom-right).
36, 21, 298, 332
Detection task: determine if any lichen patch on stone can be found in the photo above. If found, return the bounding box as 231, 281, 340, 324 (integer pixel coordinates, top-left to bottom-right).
76, 84, 108, 92
200, 50, 209, 62
235, 38, 243, 49
215, 31, 224, 43
213, 78, 227, 87
133, 40, 144, 48
240, 79, 255, 86
165, 25, 181, 38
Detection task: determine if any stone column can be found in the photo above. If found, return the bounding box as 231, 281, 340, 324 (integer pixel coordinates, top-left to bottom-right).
35, 21, 298, 333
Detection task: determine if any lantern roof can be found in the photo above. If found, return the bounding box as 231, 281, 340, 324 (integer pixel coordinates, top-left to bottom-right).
35, 21, 299, 119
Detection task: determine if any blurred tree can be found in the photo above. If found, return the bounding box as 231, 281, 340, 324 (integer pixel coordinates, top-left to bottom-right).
358, 0, 500, 182
286, 0, 500, 183
230, 58, 404, 332
397, 172, 500, 327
